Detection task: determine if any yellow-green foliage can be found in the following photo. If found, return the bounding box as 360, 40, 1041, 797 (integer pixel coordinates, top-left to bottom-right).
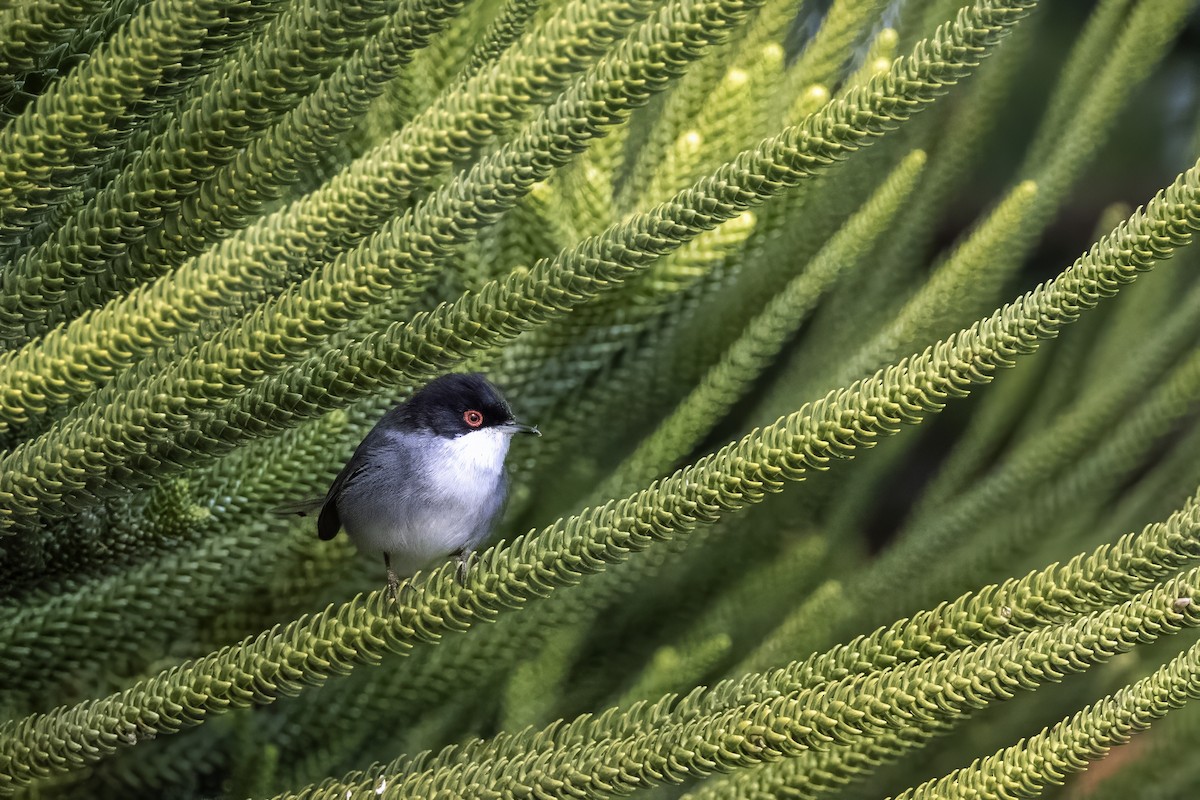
2, 0, 1200, 798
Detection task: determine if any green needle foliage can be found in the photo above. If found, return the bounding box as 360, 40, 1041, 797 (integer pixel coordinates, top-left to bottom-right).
3, 0, 1200, 798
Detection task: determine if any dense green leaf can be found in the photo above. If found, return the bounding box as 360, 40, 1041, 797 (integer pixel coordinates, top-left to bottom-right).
3, 0, 1200, 797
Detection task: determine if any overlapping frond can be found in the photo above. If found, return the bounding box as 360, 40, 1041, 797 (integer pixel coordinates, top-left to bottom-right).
4, 0, 1199, 797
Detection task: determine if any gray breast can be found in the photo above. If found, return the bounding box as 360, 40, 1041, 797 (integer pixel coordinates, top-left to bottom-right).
337, 429, 510, 575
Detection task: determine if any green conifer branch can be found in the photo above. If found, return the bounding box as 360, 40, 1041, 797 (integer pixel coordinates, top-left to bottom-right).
1, 0, 463, 344
0, 0, 113, 77
753, 31, 1029, 423
1079, 699, 1200, 800
867, 10, 1031, 279
490, 213, 753, 485
614, 49, 733, 212
697, 379, 1200, 796
454, 0, 545, 83
681, 721, 946, 799
278, 571, 1199, 799
0, 0, 156, 136
739, 7, 1200, 652
405, 7, 487, 100
842, 27, 900, 92
914, 201, 1137, 510
303, 0, 658, 266
0, 0, 251, 250
3, 1, 1197, 796
617, 0, 799, 208
499, 621, 592, 729
0, 0, 1033, 532
470, 469, 1200, 800
760, 0, 1185, 425
18, 89, 1200, 792
271, 603, 566, 792
914, 337, 1200, 614
875, 275, 1200, 608
260, 502, 758, 793
893, 636, 1200, 800
614, 0, 821, 211
0, 515, 274, 716
0, 0, 661, 434
0, 0, 769, 530
0, 416, 363, 709
1100, 403, 1200, 546
3, 0, 301, 266
56, 0, 475, 324
0, 0, 382, 345
0, 408, 357, 710
1021, 0, 1136, 176
491, 207, 753, 446
1077, 260, 1187, 403
735, 483, 1200, 712
783, 0, 885, 96
612, 633, 733, 708
650, 42, 785, 204
734, 0, 805, 61
678, 533, 832, 661
832, 180, 1038, 386
596, 149, 926, 499
214, 114, 1183, 515
1019, 0, 1192, 203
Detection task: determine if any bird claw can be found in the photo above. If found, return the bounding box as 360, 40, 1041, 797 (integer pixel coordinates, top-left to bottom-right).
385, 566, 401, 605
455, 550, 476, 584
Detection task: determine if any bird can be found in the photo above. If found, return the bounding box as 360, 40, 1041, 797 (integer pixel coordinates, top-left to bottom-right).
275, 373, 540, 601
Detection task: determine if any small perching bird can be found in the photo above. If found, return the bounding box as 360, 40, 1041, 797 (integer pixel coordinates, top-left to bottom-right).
276, 373, 539, 600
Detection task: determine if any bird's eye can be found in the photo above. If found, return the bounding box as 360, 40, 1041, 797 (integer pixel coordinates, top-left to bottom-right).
463, 409, 484, 428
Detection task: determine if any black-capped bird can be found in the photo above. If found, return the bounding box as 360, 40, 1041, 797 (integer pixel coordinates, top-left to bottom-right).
277, 373, 539, 599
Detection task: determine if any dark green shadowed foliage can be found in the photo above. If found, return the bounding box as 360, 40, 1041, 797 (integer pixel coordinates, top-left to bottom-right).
3, 0, 1200, 798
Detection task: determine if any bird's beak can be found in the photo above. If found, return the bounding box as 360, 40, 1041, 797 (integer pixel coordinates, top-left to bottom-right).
501, 420, 541, 436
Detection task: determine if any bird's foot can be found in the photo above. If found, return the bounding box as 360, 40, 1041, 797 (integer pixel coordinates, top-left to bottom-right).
455, 549, 476, 584
385, 567, 401, 605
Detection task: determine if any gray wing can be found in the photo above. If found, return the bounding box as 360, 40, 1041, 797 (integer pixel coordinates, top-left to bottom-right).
273, 426, 383, 541
315, 422, 418, 541
315, 457, 369, 541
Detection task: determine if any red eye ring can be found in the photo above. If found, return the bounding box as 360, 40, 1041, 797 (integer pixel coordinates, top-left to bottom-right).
463, 409, 484, 428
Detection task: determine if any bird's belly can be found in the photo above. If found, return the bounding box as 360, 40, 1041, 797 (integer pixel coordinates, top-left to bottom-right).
339, 476, 499, 575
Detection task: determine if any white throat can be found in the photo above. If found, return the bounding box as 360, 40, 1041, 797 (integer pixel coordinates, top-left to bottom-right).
443, 427, 511, 474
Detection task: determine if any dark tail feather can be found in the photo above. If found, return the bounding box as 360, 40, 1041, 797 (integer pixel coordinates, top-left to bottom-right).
317, 501, 341, 540
271, 497, 326, 517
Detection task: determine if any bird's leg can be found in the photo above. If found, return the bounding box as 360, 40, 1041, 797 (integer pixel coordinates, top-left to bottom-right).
454, 548, 476, 584
384, 552, 400, 604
